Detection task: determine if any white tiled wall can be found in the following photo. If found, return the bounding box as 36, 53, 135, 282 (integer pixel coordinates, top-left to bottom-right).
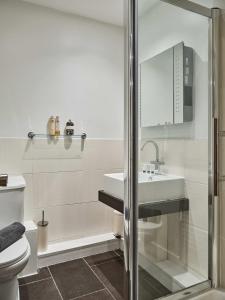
0, 1, 124, 244
0, 138, 123, 243
140, 138, 208, 278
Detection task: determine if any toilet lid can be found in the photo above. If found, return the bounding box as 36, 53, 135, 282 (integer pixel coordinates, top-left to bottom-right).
0, 236, 29, 268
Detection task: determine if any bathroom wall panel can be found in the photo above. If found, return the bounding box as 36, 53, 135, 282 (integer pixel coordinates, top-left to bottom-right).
32, 139, 123, 242
86, 169, 107, 203
84, 202, 114, 237
166, 139, 208, 278
185, 224, 208, 278
33, 201, 114, 243
167, 213, 186, 266
31, 140, 124, 173
33, 171, 89, 207
0, 0, 124, 244
30, 139, 84, 161
0, 139, 33, 174
184, 181, 208, 231
140, 138, 209, 281
32, 158, 85, 173
184, 140, 208, 185
23, 173, 35, 220
0, 138, 123, 242
0, 0, 124, 139
167, 218, 208, 278
85, 140, 124, 171
162, 140, 185, 177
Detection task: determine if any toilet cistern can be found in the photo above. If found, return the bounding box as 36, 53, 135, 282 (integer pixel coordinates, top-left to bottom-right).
141, 140, 164, 172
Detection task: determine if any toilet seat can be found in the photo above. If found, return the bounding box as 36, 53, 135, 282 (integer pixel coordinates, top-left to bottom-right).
0, 236, 29, 269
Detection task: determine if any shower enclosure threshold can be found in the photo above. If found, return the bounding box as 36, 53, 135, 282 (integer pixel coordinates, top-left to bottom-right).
139, 253, 206, 293
191, 289, 225, 299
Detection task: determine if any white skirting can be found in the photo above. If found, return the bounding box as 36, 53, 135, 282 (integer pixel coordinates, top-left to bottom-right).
38, 233, 120, 267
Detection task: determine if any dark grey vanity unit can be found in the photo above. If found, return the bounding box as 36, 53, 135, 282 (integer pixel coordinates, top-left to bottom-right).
98, 190, 189, 219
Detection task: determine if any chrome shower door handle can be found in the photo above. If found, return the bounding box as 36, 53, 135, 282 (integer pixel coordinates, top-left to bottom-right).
123, 174, 130, 272
124, 210, 129, 272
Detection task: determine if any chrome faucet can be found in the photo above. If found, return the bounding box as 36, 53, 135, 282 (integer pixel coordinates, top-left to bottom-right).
141, 140, 164, 172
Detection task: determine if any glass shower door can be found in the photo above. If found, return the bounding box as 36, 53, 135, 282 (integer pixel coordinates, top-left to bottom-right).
124, 0, 220, 299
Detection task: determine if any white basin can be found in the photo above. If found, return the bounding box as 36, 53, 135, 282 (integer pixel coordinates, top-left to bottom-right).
103, 172, 184, 204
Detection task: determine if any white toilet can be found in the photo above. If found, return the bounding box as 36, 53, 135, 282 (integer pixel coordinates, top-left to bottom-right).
0, 176, 30, 300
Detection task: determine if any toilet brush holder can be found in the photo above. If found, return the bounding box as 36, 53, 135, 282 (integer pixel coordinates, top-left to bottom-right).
37, 211, 48, 253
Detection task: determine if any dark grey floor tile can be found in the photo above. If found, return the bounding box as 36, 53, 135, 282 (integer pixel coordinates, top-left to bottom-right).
138, 267, 171, 300
74, 289, 114, 300
84, 251, 118, 266
49, 259, 103, 299
19, 278, 61, 300
92, 258, 128, 300
114, 249, 123, 258
19, 268, 50, 285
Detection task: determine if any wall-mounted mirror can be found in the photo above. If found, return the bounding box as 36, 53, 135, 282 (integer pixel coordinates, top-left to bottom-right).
140, 42, 193, 128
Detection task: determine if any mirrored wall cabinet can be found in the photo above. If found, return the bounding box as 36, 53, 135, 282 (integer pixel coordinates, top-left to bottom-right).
140, 42, 193, 128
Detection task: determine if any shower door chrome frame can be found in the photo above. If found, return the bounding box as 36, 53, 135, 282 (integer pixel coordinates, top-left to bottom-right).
210, 7, 220, 289
124, 0, 138, 299
124, 0, 221, 299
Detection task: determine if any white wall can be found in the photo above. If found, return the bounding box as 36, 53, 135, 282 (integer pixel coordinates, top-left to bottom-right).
139, 1, 209, 140
0, 0, 124, 139
0, 0, 124, 244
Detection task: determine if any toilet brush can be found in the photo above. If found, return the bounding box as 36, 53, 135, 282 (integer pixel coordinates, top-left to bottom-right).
37, 210, 48, 253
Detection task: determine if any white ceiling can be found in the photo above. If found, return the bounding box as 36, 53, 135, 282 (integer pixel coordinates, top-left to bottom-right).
22, 0, 124, 26
22, 0, 225, 27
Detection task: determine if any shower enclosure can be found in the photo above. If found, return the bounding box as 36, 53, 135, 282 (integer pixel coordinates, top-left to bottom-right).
124, 0, 221, 299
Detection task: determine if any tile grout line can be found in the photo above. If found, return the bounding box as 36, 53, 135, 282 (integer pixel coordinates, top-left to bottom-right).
47, 266, 64, 300
82, 258, 117, 300
69, 288, 106, 300
19, 277, 52, 287
88, 257, 121, 268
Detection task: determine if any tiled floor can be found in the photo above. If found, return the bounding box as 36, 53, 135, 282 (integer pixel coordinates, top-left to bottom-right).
19, 250, 170, 300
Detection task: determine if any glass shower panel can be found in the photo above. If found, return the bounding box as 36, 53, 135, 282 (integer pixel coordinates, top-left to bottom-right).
137, 1, 210, 299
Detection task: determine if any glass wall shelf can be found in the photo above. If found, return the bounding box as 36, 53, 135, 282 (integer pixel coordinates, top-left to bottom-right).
28, 132, 87, 140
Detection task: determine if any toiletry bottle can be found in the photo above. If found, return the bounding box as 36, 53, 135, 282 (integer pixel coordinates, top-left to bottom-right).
49, 116, 56, 136
65, 119, 74, 136
55, 116, 60, 136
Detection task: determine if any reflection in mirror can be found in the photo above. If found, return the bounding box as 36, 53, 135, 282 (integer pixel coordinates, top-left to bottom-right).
140, 42, 193, 128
